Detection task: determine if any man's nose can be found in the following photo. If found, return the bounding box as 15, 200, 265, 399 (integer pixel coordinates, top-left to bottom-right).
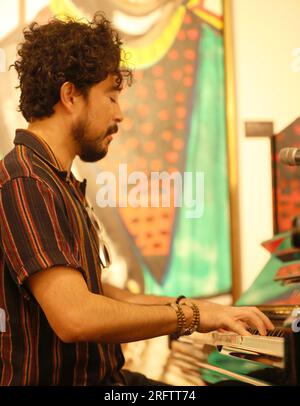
115, 102, 124, 123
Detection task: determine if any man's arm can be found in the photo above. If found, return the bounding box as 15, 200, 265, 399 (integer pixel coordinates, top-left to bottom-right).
27, 266, 191, 344
103, 282, 275, 335
102, 282, 175, 305
27, 267, 274, 344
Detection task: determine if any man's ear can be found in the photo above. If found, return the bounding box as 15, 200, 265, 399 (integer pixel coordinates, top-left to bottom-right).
60, 82, 82, 113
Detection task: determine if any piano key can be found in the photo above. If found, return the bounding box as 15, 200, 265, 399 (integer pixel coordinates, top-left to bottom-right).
193, 331, 284, 358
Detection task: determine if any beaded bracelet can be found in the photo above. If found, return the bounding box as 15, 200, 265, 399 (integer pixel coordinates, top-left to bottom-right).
169, 302, 186, 338
181, 302, 200, 335
175, 295, 186, 304
174, 296, 200, 335
169, 300, 200, 338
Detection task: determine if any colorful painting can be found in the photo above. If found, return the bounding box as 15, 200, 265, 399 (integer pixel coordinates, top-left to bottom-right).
0, 0, 232, 297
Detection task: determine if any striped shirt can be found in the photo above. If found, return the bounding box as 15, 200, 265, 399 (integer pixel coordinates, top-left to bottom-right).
0, 129, 124, 385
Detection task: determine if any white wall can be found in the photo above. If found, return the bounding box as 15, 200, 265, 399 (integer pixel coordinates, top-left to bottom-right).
0, 0, 19, 40
231, 0, 300, 292
0, 0, 50, 41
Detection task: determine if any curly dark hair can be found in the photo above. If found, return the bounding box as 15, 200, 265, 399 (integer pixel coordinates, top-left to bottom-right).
11, 12, 132, 122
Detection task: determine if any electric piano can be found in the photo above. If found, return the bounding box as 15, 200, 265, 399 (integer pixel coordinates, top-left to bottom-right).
169, 232, 300, 386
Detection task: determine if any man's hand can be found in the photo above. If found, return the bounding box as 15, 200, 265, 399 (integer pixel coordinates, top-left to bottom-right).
191, 300, 274, 336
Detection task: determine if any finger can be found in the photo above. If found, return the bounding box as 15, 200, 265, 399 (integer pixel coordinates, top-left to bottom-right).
239, 321, 250, 330
250, 307, 275, 330
236, 311, 267, 335
224, 318, 252, 336
223, 321, 251, 333
218, 328, 228, 333
223, 321, 250, 331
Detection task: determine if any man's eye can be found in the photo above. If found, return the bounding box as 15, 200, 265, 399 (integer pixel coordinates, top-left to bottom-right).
110, 97, 116, 103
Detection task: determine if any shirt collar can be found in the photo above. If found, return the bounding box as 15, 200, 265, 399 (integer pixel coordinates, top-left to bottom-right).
14, 129, 87, 196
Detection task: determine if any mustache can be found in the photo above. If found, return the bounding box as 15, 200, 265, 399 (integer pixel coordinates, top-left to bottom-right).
106, 124, 118, 136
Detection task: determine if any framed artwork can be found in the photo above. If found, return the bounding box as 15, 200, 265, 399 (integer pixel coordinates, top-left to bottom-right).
0, 0, 240, 299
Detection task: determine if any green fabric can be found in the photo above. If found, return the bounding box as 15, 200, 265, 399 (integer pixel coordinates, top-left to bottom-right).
144, 24, 231, 296
202, 350, 268, 384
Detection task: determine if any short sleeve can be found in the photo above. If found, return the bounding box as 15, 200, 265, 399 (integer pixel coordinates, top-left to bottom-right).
0, 177, 82, 299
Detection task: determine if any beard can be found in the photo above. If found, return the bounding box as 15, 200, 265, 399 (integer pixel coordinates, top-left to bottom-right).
71, 119, 118, 163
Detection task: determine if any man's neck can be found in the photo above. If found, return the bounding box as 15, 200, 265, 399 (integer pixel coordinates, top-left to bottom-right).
27, 119, 75, 173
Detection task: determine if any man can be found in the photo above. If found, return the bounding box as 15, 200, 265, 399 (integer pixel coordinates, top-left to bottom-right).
0, 13, 273, 386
